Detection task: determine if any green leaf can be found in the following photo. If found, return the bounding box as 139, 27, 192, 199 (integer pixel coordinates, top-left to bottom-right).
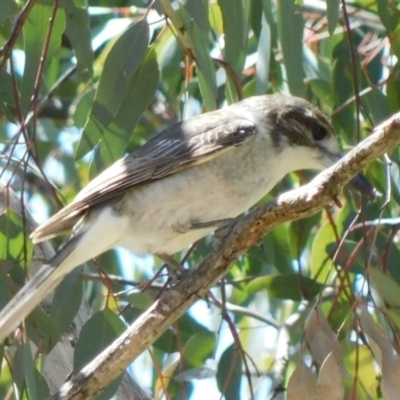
24, 340, 38, 400
310, 221, 336, 280
0, 70, 15, 106
262, 224, 293, 274
152, 328, 178, 354
368, 267, 400, 308
261, 0, 278, 48
178, 313, 212, 337
186, 14, 217, 110
0, 268, 13, 310
362, 89, 392, 125
331, 39, 357, 140
325, 240, 365, 275
219, 0, 248, 65
61, 0, 94, 81
21, 4, 65, 115
127, 292, 154, 310
375, 230, 400, 285
12, 345, 26, 393
326, 0, 340, 36
74, 309, 125, 399
308, 78, 332, 101
50, 267, 83, 334
95, 19, 150, 117
74, 309, 125, 370
277, 0, 305, 97
329, 300, 353, 335
377, 0, 400, 32
387, 64, 400, 111
72, 88, 96, 128
0, 211, 33, 265
185, 0, 209, 32
197, 68, 218, 111
21, 342, 50, 398
255, 16, 271, 95
0, 0, 18, 22
26, 306, 62, 348
216, 344, 242, 400
386, 309, 400, 331
217, 0, 249, 101
145, 313, 212, 355
154, 30, 183, 94
89, 46, 159, 176
76, 19, 150, 160
250, 0, 263, 39
183, 331, 216, 367
289, 212, 323, 259
247, 274, 325, 300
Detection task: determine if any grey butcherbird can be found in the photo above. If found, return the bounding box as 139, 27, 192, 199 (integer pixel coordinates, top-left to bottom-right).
0, 94, 371, 342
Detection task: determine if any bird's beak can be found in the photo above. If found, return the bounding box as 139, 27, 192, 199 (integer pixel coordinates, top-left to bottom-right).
350, 173, 379, 199
324, 151, 379, 200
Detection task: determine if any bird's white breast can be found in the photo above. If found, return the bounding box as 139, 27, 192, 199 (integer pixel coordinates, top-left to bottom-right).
116, 127, 298, 255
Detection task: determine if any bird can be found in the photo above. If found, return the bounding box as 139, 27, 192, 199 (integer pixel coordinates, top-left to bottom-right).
0, 94, 363, 343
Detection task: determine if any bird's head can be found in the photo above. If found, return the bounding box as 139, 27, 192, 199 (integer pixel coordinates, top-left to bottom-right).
248, 94, 341, 170
238, 94, 376, 197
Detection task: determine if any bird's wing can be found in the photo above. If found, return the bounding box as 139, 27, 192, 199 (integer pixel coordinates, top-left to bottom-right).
31, 113, 257, 242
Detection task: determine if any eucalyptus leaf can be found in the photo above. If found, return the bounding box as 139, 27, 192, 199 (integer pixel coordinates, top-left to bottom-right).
326, 0, 340, 36
21, 4, 65, 114
247, 274, 325, 300
62, 0, 94, 81
77, 19, 150, 160
0, 0, 18, 22
369, 267, 400, 308
183, 331, 217, 367
216, 345, 242, 400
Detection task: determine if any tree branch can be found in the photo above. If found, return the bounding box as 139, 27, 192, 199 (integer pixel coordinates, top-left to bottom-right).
49, 112, 400, 399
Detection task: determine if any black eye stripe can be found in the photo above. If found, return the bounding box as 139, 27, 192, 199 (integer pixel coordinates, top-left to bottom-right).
310, 121, 327, 141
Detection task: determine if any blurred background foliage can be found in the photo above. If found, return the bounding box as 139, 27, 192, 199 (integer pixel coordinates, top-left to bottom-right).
0, 0, 400, 399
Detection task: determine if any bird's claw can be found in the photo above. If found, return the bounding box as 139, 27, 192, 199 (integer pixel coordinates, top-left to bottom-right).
190, 218, 236, 230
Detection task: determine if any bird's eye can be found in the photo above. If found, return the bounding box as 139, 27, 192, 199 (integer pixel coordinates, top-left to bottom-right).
310, 122, 327, 141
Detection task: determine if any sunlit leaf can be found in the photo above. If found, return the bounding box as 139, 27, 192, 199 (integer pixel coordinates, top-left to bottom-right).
89, 46, 159, 175
368, 267, 400, 308
183, 331, 216, 367
187, 19, 217, 110
255, 16, 271, 95
326, 0, 340, 36
277, 0, 305, 96
76, 19, 150, 160
218, 0, 249, 101
0, 211, 33, 266
62, 0, 93, 81
247, 274, 325, 300
21, 4, 65, 114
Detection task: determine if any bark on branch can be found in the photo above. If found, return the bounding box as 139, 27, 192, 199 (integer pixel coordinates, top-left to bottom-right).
47, 112, 400, 399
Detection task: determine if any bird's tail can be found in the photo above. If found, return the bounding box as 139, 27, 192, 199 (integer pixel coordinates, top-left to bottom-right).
0, 207, 123, 343
0, 233, 83, 343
